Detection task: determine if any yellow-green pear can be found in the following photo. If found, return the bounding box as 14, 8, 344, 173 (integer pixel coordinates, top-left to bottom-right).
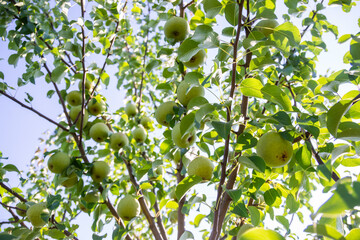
125, 102, 138, 117
110, 132, 129, 151
155, 101, 177, 126
117, 194, 140, 221
26, 202, 49, 228
140, 116, 152, 129
69, 105, 89, 129
164, 17, 190, 42
254, 19, 278, 36
16, 202, 28, 217
89, 122, 109, 143
237, 227, 285, 240
91, 161, 110, 183
171, 122, 196, 148
66, 90, 82, 106
236, 224, 254, 240
183, 49, 206, 69
187, 156, 214, 181
47, 152, 70, 174
256, 131, 293, 168
177, 81, 205, 107
132, 126, 147, 143
61, 172, 78, 188
88, 98, 106, 116
78, 79, 93, 91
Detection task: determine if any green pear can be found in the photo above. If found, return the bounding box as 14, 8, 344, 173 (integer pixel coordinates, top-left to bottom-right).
69, 105, 89, 129
117, 194, 140, 221
26, 202, 49, 228
183, 49, 206, 69
60, 172, 78, 188
140, 116, 152, 129
66, 90, 82, 106
91, 161, 110, 183
168, 210, 178, 224
171, 122, 196, 148
236, 224, 254, 240
16, 202, 28, 217
110, 132, 129, 151
155, 101, 177, 126
254, 19, 278, 36
256, 131, 293, 168
132, 126, 147, 143
237, 227, 285, 240
164, 16, 190, 42
78, 79, 93, 91
177, 81, 205, 107
89, 122, 109, 143
125, 102, 138, 117
88, 98, 106, 116
79, 191, 99, 212
47, 152, 70, 174
187, 156, 214, 181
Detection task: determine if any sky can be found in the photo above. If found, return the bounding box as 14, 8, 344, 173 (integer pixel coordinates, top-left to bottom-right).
1, 0, 360, 239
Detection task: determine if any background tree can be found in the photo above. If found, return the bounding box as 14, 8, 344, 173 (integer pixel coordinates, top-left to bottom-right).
1, 0, 360, 239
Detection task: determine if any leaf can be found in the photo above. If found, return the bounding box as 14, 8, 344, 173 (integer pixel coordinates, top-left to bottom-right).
3, 164, 20, 173
261, 84, 293, 111
274, 22, 301, 46
175, 175, 203, 201
224, 188, 242, 202
178, 39, 201, 62
238, 156, 265, 173
304, 223, 346, 240
8, 54, 20, 67
326, 100, 352, 137
236, 132, 258, 151
276, 215, 289, 230
338, 34, 351, 43
211, 120, 233, 139
346, 228, 360, 240
195, 103, 215, 122
0, 233, 17, 240
192, 25, 213, 42
337, 122, 360, 141
179, 231, 194, 240
272, 111, 292, 126
240, 78, 264, 98
350, 39, 360, 60
180, 112, 195, 136
51, 65, 68, 83
286, 193, 300, 214
224, 2, 239, 26
202, 0, 222, 19
248, 206, 260, 226
193, 214, 206, 227
237, 228, 285, 240
264, 189, 280, 206
145, 60, 161, 73
295, 145, 313, 171
232, 201, 249, 217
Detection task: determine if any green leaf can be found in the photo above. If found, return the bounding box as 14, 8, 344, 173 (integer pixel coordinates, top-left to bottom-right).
350, 40, 360, 60
224, 1, 239, 26
337, 122, 360, 141
237, 228, 285, 240
193, 214, 206, 227
248, 206, 260, 226
261, 84, 293, 111
286, 193, 300, 214
180, 112, 195, 136
238, 156, 265, 173
187, 96, 209, 109
175, 175, 203, 201
192, 25, 213, 42
304, 223, 346, 240
264, 188, 280, 206
272, 111, 291, 126
299, 124, 320, 139
338, 34, 351, 43
274, 22, 301, 46
316, 181, 360, 216
295, 145, 313, 171
276, 215, 289, 230
326, 100, 352, 137
346, 228, 360, 240
8, 54, 20, 67
51, 65, 68, 83
195, 103, 215, 122
146, 60, 161, 73
202, 0, 222, 19
0, 233, 17, 240
240, 78, 264, 98
232, 201, 249, 217
211, 120, 233, 139
178, 39, 201, 62
224, 188, 242, 202
236, 132, 258, 151
179, 231, 194, 240
3, 164, 20, 173
217, 43, 233, 62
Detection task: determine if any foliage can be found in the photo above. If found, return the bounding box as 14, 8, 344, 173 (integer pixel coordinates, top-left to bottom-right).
1, 0, 360, 239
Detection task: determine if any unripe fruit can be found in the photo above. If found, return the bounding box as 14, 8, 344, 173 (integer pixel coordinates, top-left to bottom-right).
140, 116, 152, 129
78, 79, 93, 91
256, 131, 293, 168
236, 224, 254, 240
89, 122, 109, 143
155, 101, 177, 126
79, 191, 99, 213
117, 195, 140, 221
66, 90, 82, 106
164, 17, 190, 42
47, 152, 70, 174
91, 161, 110, 183
125, 103, 138, 117
26, 202, 49, 228
69, 106, 89, 129
183, 49, 206, 69
132, 126, 147, 143
110, 132, 129, 151
187, 156, 214, 181
88, 98, 106, 116
177, 81, 205, 107
171, 122, 196, 148
16, 202, 27, 217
